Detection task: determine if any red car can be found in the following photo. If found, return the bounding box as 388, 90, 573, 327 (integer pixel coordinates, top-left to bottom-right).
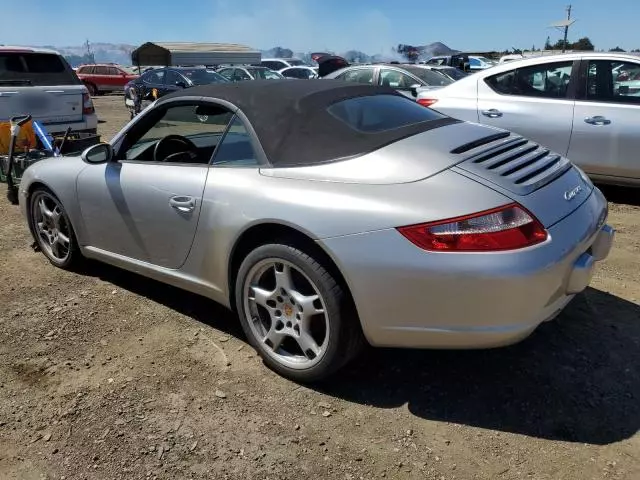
76, 63, 138, 96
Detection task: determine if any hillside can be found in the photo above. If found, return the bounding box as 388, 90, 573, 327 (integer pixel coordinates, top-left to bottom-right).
39, 42, 459, 66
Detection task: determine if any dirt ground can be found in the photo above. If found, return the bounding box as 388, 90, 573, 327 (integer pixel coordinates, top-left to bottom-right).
0, 95, 638, 480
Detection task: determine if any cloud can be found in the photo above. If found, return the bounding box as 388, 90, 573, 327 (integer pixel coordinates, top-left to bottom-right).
208, 0, 399, 55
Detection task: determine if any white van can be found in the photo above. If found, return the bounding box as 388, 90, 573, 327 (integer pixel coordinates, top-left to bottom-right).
0, 46, 97, 135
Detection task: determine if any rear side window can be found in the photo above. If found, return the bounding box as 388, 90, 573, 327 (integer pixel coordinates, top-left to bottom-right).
586, 60, 640, 105
486, 61, 573, 99
328, 94, 446, 133
0, 52, 80, 86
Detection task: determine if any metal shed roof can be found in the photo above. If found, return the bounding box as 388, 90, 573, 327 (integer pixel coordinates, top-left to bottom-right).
131, 42, 261, 66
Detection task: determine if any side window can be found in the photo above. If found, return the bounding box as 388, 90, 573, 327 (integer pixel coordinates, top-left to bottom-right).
218, 68, 234, 80
122, 104, 234, 163
486, 61, 573, 99
469, 58, 481, 67
378, 69, 416, 89
94, 66, 109, 75
142, 69, 165, 85
262, 61, 279, 70
337, 68, 374, 84
77, 66, 87, 74
107, 67, 119, 75
165, 70, 184, 86
212, 116, 259, 167
587, 60, 640, 104
233, 69, 251, 81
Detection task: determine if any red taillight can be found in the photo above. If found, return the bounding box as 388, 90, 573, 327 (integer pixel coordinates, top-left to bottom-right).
417, 98, 438, 107
82, 92, 94, 115
397, 203, 547, 252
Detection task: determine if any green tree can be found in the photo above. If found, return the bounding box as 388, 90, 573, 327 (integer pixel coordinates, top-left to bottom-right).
609, 46, 626, 52
572, 37, 595, 51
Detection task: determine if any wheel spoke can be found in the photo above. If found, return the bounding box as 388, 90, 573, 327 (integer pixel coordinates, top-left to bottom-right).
52, 206, 62, 229
296, 331, 321, 359
264, 326, 286, 351
274, 263, 294, 293
292, 292, 324, 316
250, 286, 276, 309
38, 199, 53, 219
50, 239, 61, 257
57, 232, 70, 248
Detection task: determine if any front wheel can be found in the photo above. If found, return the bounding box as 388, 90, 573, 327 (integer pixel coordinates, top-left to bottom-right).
235, 244, 363, 382
29, 188, 82, 269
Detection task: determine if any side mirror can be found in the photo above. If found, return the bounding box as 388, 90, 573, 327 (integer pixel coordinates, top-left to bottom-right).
175, 81, 187, 88
81, 142, 113, 164
409, 83, 421, 97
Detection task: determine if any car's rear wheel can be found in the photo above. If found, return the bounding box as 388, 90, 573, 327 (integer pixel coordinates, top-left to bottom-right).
235, 244, 362, 382
29, 188, 82, 269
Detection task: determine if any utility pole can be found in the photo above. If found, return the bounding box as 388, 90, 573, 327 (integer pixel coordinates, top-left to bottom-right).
549, 5, 576, 53
85, 39, 95, 64
562, 5, 572, 52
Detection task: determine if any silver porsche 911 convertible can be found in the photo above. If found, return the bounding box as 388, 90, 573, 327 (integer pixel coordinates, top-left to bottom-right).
19, 80, 615, 382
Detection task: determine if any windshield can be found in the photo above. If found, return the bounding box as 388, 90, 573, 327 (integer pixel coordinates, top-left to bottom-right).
403, 67, 454, 86
0, 52, 80, 86
287, 59, 306, 66
247, 68, 283, 80
180, 69, 229, 85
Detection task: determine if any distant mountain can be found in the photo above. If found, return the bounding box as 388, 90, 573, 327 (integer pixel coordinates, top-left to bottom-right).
42, 42, 458, 67
37, 43, 135, 67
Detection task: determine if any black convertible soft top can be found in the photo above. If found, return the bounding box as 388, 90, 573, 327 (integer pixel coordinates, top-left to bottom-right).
157, 79, 458, 166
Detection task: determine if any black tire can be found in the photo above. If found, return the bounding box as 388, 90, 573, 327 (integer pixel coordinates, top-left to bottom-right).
28, 187, 83, 270
235, 243, 364, 383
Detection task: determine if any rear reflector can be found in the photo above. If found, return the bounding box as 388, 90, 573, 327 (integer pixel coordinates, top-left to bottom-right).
397, 203, 547, 252
417, 98, 438, 107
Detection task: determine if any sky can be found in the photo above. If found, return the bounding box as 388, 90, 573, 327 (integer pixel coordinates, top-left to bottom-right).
3, 0, 639, 54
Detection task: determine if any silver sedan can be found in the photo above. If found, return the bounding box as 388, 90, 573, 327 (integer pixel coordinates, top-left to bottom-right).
416, 52, 640, 186
19, 80, 614, 382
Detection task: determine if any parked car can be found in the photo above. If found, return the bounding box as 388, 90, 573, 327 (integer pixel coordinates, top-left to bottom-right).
423, 65, 469, 81
323, 63, 454, 98
124, 66, 228, 118
416, 52, 640, 186
499, 54, 525, 64
468, 56, 497, 70
279, 66, 318, 79
217, 66, 284, 81
76, 63, 139, 96
0, 46, 97, 135
260, 58, 308, 71
19, 80, 613, 381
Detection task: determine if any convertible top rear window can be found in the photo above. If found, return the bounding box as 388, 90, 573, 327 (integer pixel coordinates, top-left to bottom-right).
157, 81, 461, 167
328, 94, 446, 133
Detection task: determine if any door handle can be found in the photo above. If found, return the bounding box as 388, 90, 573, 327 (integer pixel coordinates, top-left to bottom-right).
169, 196, 195, 213
584, 116, 611, 125
481, 109, 503, 118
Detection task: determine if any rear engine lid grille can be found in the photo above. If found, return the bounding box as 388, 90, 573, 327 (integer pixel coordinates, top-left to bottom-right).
453, 132, 572, 195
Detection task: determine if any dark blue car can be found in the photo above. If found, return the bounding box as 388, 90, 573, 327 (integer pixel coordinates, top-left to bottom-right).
124, 66, 228, 118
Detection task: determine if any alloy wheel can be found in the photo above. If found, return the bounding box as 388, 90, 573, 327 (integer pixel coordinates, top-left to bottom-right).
31, 192, 72, 263
243, 258, 330, 369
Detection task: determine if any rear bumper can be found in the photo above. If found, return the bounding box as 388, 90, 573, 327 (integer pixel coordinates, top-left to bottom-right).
320, 187, 613, 349
41, 115, 98, 135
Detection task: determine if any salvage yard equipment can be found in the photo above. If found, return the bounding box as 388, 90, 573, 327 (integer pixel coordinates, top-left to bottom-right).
1, 116, 100, 204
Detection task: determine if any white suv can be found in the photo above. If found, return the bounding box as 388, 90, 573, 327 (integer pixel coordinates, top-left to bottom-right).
0, 46, 97, 135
